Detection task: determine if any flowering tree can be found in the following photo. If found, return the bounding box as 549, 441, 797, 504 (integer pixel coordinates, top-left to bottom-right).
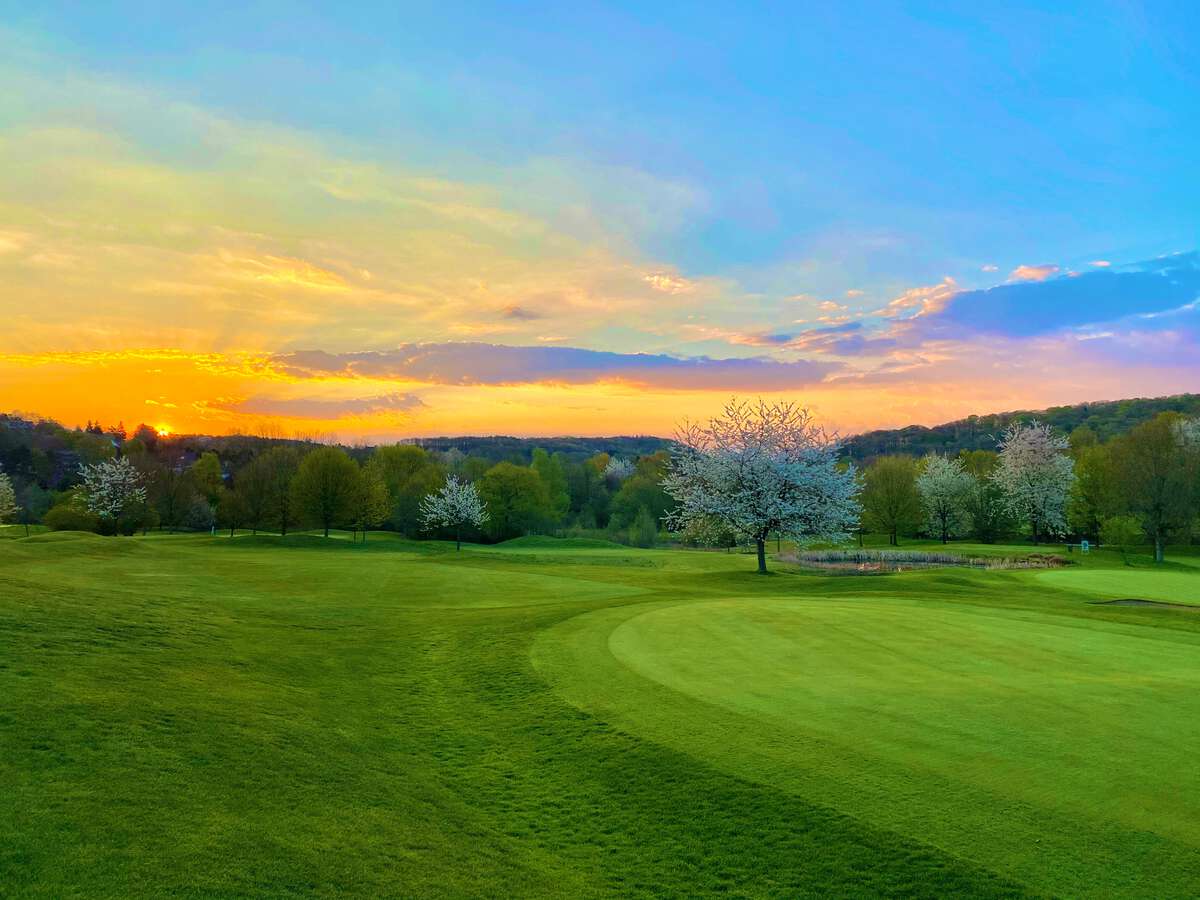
78, 456, 147, 526
0, 471, 17, 524
916, 454, 972, 543
420, 475, 489, 550
663, 398, 860, 574
992, 421, 1074, 543
603, 456, 633, 486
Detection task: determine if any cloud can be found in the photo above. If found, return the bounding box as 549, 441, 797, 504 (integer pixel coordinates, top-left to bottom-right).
500, 304, 544, 320
211, 392, 425, 420
1090, 260, 1111, 267
1009, 263, 1060, 282
818, 300, 847, 312
643, 272, 694, 294
981, 264, 999, 272
877, 277, 958, 319
0, 231, 31, 254
923, 253, 1200, 338
844, 289, 865, 298
267, 343, 838, 390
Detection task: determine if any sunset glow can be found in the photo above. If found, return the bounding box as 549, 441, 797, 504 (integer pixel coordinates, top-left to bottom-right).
2, 6, 1197, 438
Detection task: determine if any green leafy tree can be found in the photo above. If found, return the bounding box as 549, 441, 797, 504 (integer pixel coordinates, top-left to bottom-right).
477, 462, 552, 540
153, 463, 197, 533
1100, 515, 1143, 565
1111, 414, 1199, 563
861, 456, 922, 545
1067, 444, 1122, 540
352, 465, 391, 541
566, 455, 610, 528
260, 446, 303, 536
233, 453, 276, 534
957, 450, 1011, 543
190, 451, 224, 506
217, 486, 248, 537
291, 447, 361, 538
531, 449, 569, 523
609, 454, 672, 531
369, 445, 445, 535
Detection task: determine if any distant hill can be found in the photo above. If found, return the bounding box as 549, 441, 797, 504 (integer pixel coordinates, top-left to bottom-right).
398, 434, 673, 464
6, 393, 1198, 485
842, 393, 1200, 461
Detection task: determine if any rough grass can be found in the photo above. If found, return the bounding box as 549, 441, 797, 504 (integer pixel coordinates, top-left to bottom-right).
2, 532, 1199, 896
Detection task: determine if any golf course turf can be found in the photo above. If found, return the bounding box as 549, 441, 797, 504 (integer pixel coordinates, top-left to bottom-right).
3, 530, 1200, 896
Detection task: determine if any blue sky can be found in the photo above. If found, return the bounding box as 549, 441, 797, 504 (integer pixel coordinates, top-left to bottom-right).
0, 2, 1197, 435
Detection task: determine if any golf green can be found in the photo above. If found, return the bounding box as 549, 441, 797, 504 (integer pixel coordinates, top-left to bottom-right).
1038, 567, 1200, 605
534, 592, 1200, 896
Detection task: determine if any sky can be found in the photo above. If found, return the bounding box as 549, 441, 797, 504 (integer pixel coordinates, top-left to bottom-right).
1, 1, 1197, 439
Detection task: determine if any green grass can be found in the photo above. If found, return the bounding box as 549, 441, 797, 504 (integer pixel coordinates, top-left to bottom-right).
1037, 566, 1200, 605
3, 532, 1200, 896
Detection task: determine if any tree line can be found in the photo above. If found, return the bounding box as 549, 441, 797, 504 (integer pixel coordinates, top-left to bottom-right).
859, 413, 1200, 562
2, 405, 1198, 565
0, 419, 672, 547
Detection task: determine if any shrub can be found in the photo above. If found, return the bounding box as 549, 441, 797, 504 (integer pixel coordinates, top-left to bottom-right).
43, 502, 100, 533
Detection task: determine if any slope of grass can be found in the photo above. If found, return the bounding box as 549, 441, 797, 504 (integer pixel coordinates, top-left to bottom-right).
3, 533, 1200, 896
1037, 566, 1200, 605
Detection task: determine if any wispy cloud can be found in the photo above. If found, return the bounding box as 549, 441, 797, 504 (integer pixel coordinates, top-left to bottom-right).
1009, 263, 1060, 282
268, 343, 839, 390
876, 278, 957, 319
210, 392, 425, 420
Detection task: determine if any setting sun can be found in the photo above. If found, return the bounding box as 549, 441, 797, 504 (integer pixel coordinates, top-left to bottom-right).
155, 425, 173, 438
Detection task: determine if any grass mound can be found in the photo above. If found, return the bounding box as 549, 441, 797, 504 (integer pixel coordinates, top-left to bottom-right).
496, 535, 629, 550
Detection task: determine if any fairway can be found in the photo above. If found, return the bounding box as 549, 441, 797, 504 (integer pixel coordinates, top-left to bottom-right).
5, 533, 1200, 896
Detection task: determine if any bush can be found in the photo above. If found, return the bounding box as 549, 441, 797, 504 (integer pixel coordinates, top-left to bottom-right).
43, 502, 100, 533
627, 507, 658, 548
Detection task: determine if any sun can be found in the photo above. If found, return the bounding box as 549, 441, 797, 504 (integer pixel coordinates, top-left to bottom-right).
155, 424, 173, 437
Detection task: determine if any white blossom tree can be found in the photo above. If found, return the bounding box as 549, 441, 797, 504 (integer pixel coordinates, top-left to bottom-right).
991, 421, 1075, 543
420, 475, 489, 550
916, 454, 972, 543
0, 471, 17, 525
603, 456, 633, 486
78, 456, 147, 526
663, 398, 860, 574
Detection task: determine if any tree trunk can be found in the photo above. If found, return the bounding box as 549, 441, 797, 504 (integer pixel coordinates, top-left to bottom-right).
1155, 536, 1164, 564
456, 526, 462, 551
756, 538, 767, 574
229, 525, 235, 537
324, 523, 330, 538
